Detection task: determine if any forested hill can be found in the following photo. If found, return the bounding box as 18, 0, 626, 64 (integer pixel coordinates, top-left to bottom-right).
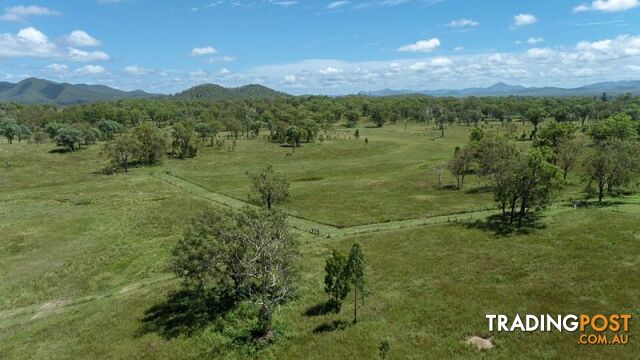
173, 83, 290, 101
0, 78, 155, 105
0, 78, 289, 105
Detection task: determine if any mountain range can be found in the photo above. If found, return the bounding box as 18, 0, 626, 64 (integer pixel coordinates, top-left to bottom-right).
365, 81, 640, 97
0, 78, 155, 105
2, 78, 640, 105
0, 78, 290, 105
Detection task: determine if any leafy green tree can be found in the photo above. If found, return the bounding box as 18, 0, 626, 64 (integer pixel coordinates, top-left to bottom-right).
170, 206, 298, 338
171, 123, 198, 158
97, 120, 123, 140
1, 120, 20, 144
285, 126, 301, 150
536, 121, 576, 164
514, 148, 561, 226
589, 113, 636, 143
347, 243, 366, 324
525, 106, 547, 133
584, 140, 639, 203
17, 125, 31, 143
475, 136, 521, 217
55, 127, 84, 151
324, 250, 351, 311
44, 122, 64, 139
170, 209, 244, 298
300, 118, 319, 142
103, 133, 140, 172
371, 107, 385, 128
470, 127, 485, 142
345, 110, 360, 128
194, 121, 221, 145
248, 165, 290, 209
77, 124, 101, 146
133, 122, 167, 164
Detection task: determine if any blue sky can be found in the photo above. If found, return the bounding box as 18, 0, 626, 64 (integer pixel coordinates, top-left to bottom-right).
0, 0, 639, 94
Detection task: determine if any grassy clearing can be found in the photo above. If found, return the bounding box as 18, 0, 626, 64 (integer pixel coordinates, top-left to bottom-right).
1, 208, 639, 359
1, 122, 639, 358
161, 123, 501, 227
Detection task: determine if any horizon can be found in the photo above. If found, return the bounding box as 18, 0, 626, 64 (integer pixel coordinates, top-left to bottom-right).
0, 1, 639, 95
4, 76, 640, 97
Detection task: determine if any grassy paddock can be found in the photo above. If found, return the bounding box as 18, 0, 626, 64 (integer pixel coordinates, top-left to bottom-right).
1, 122, 639, 358
1, 209, 639, 359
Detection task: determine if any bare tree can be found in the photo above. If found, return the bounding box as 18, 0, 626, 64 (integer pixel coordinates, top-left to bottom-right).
447, 147, 474, 189
236, 208, 299, 336
557, 139, 582, 180
433, 164, 446, 188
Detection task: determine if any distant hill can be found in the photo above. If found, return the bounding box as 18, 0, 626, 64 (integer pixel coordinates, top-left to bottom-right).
366, 80, 640, 97
0, 78, 155, 105
174, 83, 290, 101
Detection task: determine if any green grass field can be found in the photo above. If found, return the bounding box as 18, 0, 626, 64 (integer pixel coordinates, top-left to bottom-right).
1, 123, 639, 359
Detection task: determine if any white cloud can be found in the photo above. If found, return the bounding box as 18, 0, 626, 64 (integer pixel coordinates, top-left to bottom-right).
527, 47, 555, 59
447, 19, 479, 27
381, 0, 411, 6
0, 27, 57, 58
513, 13, 538, 27
527, 37, 545, 44
189, 69, 209, 77
17, 27, 48, 44
0, 5, 60, 22
327, 1, 349, 9
205, 56, 237, 63
271, 1, 299, 6
67, 47, 111, 62
190, 46, 217, 56
573, 0, 639, 12
0, 27, 110, 62
222, 34, 640, 94
319, 66, 342, 74
75, 65, 107, 75
14, 30, 640, 96
124, 65, 152, 75
66, 30, 101, 47
46, 63, 68, 72
219, 67, 231, 75
398, 38, 440, 52
407, 57, 453, 71
430, 57, 454, 66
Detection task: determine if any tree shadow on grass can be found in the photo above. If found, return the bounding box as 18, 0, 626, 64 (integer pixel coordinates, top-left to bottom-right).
465, 185, 493, 194
48, 148, 75, 154
464, 213, 546, 236
304, 301, 339, 317
313, 320, 350, 334
138, 289, 237, 339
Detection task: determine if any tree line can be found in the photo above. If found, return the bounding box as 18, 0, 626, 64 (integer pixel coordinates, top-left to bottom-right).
3, 93, 640, 147
445, 112, 640, 226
